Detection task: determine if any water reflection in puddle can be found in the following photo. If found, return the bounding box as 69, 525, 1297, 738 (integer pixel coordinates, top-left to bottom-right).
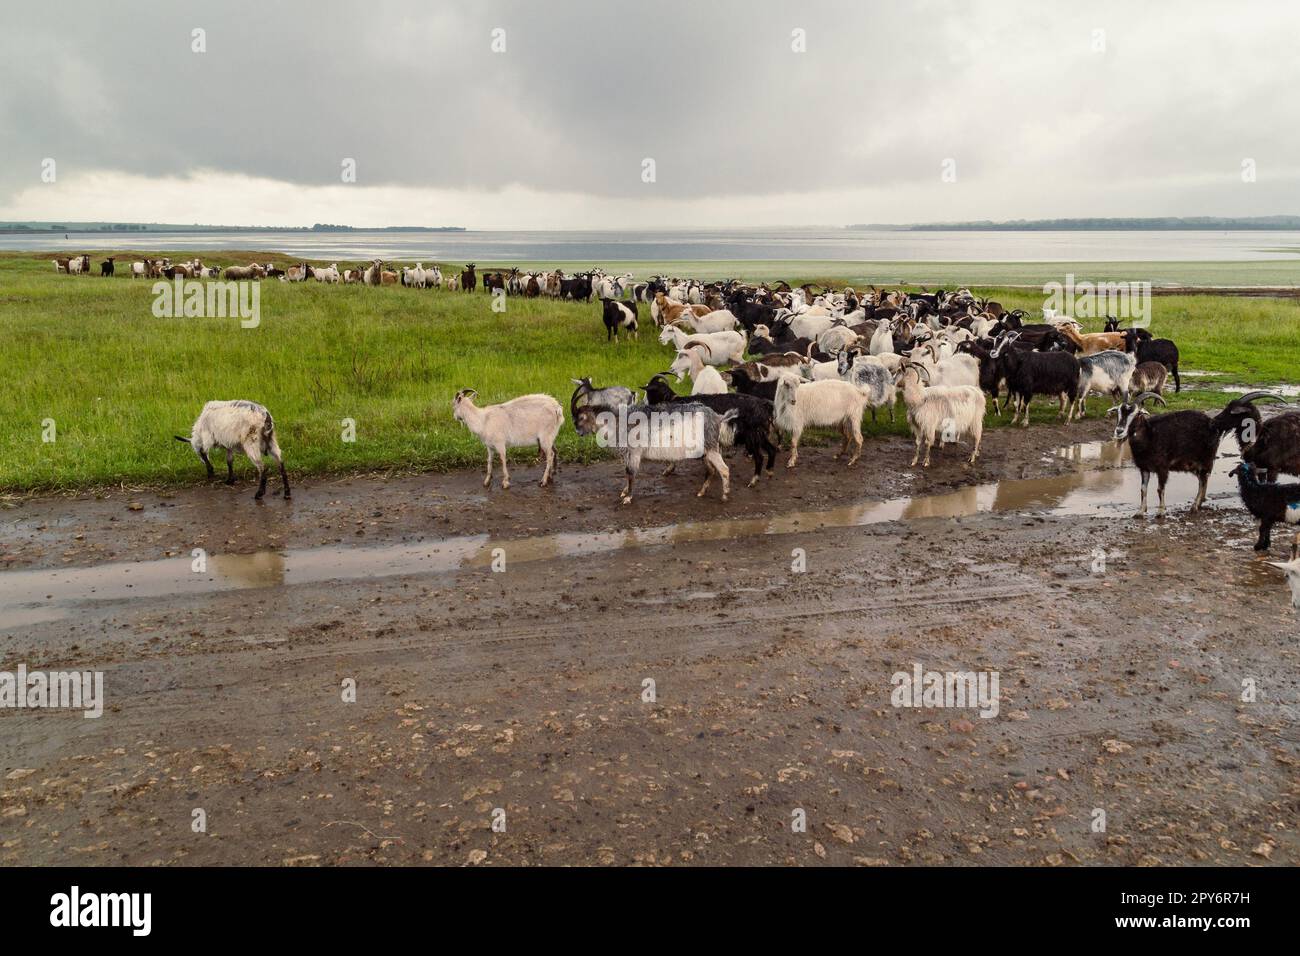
0, 441, 1244, 627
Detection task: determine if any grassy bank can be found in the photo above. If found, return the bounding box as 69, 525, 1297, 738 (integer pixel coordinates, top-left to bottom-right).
1, 251, 1297, 493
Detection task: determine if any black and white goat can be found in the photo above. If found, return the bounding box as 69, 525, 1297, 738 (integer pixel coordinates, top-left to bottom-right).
1229, 461, 1300, 551
642, 375, 778, 486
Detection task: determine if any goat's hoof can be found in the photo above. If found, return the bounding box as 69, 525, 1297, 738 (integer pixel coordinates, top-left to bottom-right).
620, 496, 632, 506
482, 478, 491, 488
721, 494, 729, 502
747, 477, 759, 488
501, 482, 510, 490
224, 479, 235, 486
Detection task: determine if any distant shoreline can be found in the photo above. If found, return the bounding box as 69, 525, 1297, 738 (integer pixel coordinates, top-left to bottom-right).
846, 216, 1300, 232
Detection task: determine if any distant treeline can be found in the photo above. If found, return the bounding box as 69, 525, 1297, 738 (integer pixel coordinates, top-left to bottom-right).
847, 216, 1300, 231
0, 222, 466, 234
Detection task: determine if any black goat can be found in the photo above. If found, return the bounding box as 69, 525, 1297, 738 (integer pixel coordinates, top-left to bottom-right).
955, 340, 1007, 415
1229, 461, 1300, 551
1212, 391, 1300, 480
991, 332, 1081, 426
1109, 392, 1224, 515
642, 375, 778, 486
1122, 328, 1181, 392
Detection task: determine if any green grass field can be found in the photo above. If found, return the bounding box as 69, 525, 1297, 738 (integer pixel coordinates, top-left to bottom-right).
2, 250, 1298, 493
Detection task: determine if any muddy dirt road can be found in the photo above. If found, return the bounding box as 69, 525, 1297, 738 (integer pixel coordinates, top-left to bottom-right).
1, 420, 1297, 866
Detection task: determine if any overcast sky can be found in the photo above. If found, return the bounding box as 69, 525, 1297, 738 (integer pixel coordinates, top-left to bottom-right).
2, 0, 1298, 229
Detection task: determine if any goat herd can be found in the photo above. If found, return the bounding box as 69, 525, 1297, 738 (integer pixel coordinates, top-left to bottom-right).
52, 257, 1300, 565
459, 275, 1300, 563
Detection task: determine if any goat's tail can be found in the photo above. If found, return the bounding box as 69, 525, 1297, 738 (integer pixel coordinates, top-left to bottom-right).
173, 435, 192, 444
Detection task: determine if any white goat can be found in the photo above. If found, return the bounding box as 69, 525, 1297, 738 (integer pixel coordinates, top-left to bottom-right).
897, 365, 985, 468
173, 400, 290, 500
668, 345, 728, 395
773, 377, 871, 468
657, 326, 745, 365
452, 389, 563, 490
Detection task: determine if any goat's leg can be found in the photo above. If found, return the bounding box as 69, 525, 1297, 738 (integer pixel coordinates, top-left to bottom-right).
715, 451, 730, 501
620, 467, 635, 505
1156, 471, 1168, 516
834, 422, 849, 459
498, 444, 511, 490
268, 438, 290, 499
969, 423, 983, 464
763, 435, 778, 474
242, 440, 268, 500
910, 432, 923, 467
1256, 519, 1274, 551
747, 440, 763, 487
922, 432, 934, 468
198, 448, 215, 480
846, 418, 863, 466
483, 447, 493, 488
539, 439, 555, 487
225, 448, 235, 484
1137, 470, 1149, 516
697, 459, 714, 498
1191, 471, 1208, 511
787, 429, 801, 469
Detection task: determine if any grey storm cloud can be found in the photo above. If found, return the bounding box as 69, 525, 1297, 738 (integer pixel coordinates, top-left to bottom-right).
2, 0, 1300, 219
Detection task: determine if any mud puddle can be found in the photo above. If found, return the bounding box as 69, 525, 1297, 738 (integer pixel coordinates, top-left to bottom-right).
0, 441, 1243, 628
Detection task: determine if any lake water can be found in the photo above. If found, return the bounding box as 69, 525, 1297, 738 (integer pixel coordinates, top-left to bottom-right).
3, 228, 1299, 262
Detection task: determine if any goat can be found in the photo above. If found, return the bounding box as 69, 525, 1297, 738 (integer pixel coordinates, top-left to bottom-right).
773, 377, 870, 468
667, 345, 728, 395
601, 298, 639, 343
452, 388, 562, 489
461, 263, 477, 293
569, 377, 634, 422
1108, 392, 1223, 515
100, 257, 115, 277
1266, 533, 1300, 607
573, 403, 735, 504
992, 332, 1081, 426
223, 263, 266, 281
1129, 360, 1168, 397
642, 375, 778, 486
897, 365, 985, 468
1058, 325, 1128, 355
657, 326, 746, 365
836, 351, 896, 422
173, 400, 289, 500
1122, 328, 1181, 392
1212, 391, 1300, 480
1073, 350, 1136, 418
1229, 461, 1300, 551
723, 366, 779, 402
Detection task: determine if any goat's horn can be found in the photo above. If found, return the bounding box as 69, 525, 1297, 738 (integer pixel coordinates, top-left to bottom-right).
1134, 391, 1165, 406
1233, 390, 1287, 406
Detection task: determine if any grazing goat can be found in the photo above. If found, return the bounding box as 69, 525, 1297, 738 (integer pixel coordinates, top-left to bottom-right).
174, 400, 290, 500
601, 298, 639, 343
667, 345, 728, 395
1230, 461, 1300, 551
897, 365, 985, 468
642, 375, 778, 486
569, 377, 634, 421
452, 389, 563, 489
1212, 391, 1300, 480
773, 377, 870, 468
573, 403, 735, 504
1108, 392, 1222, 515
